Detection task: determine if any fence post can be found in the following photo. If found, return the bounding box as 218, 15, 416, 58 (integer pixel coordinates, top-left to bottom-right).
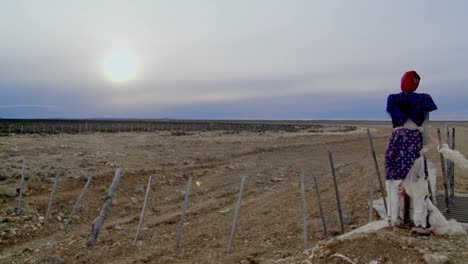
437, 128, 450, 212
87, 168, 125, 246
176, 176, 193, 250
451, 127, 456, 199
44, 171, 61, 225
313, 176, 328, 240
300, 175, 308, 250
366, 129, 388, 214
16, 160, 26, 215
64, 176, 93, 232
134, 176, 153, 243
327, 146, 345, 234
368, 176, 374, 223
227, 175, 247, 254
446, 126, 454, 202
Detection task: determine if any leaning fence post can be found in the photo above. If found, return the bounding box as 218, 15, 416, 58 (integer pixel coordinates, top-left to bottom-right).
368, 175, 374, 223
44, 171, 61, 225
134, 176, 153, 243
176, 176, 193, 250
227, 175, 247, 254
327, 146, 345, 234
446, 126, 454, 202
300, 175, 308, 250
451, 127, 456, 199
437, 128, 450, 212
313, 176, 329, 240
87, 168, 124, 247
367, 129, 388, 214
16, 160, 26, 215
423, 112, 435, 203
64, 176, 93, 232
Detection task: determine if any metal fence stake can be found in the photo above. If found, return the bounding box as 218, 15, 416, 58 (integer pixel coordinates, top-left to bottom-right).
451, 127, 456, 199
44, 171, 61, 224
369, 176, 374, 223
176, 176, 193, 250
300, 175, 308, 250
134, 176, 153, 243
16, 160, 26, 215
437, 128, 450, 212
227, 175, 247, 254
327, 146, 345, 234
87, 168, 125, 246
64, 176, 93, 232
367, 129, 388, 214
313, 176, 328, 240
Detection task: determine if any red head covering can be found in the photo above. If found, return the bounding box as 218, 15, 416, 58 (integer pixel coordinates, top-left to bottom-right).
401, 71, 420, 93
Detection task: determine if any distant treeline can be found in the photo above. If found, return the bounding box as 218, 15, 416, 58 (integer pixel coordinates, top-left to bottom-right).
0, 119, 347, 135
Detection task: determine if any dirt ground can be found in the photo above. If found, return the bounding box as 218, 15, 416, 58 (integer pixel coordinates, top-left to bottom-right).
0, 122, 467, 264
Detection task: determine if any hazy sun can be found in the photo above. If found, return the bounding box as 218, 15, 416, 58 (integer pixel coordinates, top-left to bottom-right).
102, 50, 139, 82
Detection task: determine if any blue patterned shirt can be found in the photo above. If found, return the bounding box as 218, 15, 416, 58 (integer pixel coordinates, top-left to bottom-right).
386, 92, 437, 128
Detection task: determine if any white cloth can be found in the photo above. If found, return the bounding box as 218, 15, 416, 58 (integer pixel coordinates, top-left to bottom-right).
413, 196, 428, 228
403, 157, 432, 227
402, 119, 424, 132
386, 179, 403, 225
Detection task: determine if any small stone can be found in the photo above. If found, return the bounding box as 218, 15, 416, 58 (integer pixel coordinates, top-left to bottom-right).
27, 175, 42, 191
130, 197, 138, 204
79, 231, 87, 238
45, 178, 55, 184
2, 188, 17, 198
0, 223, 8, 232
49, 255, 65, 264
325, 239, 339, 248
8, 228, 17, 236
423, 254, 448, 264
56, 215, 62, 221
22, 247, 33, 253
406, 237, 416, 247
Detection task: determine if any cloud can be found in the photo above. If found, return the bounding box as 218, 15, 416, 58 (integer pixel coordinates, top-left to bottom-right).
0, 104, 61, 109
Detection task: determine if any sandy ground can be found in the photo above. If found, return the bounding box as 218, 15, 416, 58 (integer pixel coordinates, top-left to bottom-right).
0, 122, 467, 263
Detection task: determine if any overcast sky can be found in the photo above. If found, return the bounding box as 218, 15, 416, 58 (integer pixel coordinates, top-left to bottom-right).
1, 0, 467, 120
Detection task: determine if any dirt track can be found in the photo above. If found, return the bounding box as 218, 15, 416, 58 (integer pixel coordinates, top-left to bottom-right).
1, 122, 467, 263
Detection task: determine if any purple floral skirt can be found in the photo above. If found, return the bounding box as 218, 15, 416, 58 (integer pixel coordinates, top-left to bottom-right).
385, 128, 423, 180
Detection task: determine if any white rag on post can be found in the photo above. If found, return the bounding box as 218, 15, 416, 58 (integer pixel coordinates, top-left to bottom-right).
403, 157, 429, 227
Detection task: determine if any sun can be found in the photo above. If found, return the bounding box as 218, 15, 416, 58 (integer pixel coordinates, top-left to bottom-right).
101, 50, 139, 83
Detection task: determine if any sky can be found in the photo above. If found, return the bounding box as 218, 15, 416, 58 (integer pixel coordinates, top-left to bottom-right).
1, 0, 468, 120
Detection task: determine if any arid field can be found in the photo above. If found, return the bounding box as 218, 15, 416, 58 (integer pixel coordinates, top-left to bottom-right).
1, 121, 467, 263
